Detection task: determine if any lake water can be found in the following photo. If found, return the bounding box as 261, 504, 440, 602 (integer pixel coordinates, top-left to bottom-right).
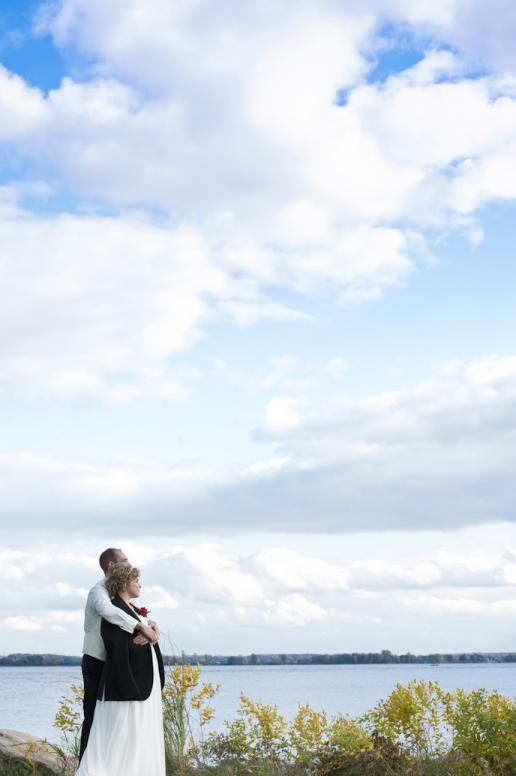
1, 663, 516, 742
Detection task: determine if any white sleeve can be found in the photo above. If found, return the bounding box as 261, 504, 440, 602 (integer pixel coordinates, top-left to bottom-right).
89, 585, 138, 634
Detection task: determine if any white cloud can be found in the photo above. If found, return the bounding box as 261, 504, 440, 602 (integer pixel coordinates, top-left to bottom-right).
250, 548, 348, 593
349, 560, 442, 589
0, 65, 46, 140
223, 354, 351, 395
0, 4, 515, 414
250, 355, 516, 530
0, 354, 514, 536
156, 545, 265, 605
399, 593, 516, 616
466, 355, 516, 385
264, 397, 302, 434
2, 616, 43, 632
0, 550, 26, 580
218, 301, 311, 327
0, 206, 299, 403
4, 539, 516, 652
26, 3, 516, 236
0, 610, 83, 632
4, 540, 516, 611
143, 585, 179, 610
55, 582, 88, 598
502, 563, 516, 585
1, 3, 516, 344
324, 357, 351, 377
264, 593, 327, 627
418, 0, 516, 74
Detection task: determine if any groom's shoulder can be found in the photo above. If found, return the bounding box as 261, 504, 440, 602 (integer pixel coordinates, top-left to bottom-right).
87, 577, 107, 598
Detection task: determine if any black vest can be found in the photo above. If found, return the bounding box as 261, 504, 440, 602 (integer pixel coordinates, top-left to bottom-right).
97, 595, 165, 701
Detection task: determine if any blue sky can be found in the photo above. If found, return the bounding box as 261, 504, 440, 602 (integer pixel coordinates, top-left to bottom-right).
1, 0, 516, 655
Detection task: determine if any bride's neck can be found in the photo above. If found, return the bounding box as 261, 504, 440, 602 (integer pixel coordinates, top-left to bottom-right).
119, 591, 133, 606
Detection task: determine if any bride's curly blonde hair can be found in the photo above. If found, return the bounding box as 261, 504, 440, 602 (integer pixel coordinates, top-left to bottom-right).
106, 563, 140, 598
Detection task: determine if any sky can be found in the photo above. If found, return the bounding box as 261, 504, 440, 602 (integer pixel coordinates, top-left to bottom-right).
0, 0, 516, 657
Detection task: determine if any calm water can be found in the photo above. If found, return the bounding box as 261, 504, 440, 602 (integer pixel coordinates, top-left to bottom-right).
1, 663, 516, 742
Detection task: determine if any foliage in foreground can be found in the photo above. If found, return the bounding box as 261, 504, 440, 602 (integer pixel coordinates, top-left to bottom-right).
0, 760, 36, 776
49, 665, 516, 776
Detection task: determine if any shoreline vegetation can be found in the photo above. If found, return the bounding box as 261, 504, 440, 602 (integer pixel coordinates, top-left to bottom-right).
2, 649, 516, 666
2, 663, 515, 776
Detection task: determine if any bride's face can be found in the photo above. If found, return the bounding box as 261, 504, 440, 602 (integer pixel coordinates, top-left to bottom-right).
126, 576, 141, 599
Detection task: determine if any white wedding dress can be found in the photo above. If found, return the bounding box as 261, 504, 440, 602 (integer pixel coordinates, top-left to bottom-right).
76, 640, 166, 776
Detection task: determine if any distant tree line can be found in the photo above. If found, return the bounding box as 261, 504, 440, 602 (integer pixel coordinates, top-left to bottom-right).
217, 650, 516, 666
2, 649, 516, 667
0, 653, 82, 666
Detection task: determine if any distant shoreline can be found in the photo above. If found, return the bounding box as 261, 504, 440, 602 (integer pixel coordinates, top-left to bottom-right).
2, 650, 516, 667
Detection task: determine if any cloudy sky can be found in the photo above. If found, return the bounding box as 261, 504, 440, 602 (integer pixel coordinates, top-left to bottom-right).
1, 0, 516, 656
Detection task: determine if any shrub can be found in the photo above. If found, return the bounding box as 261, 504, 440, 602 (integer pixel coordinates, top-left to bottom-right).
51, 682, 84, 770
442, 686, 516, 774
361, 680, 448, 759
203, 694, 374, 769
210, 694, 289, 762
362, 680, 516, 775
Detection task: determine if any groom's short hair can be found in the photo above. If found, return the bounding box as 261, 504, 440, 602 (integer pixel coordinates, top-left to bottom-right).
99, 548, 122, 573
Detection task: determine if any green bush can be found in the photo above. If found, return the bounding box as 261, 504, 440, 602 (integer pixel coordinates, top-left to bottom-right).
442, 686, 516, 774
361, 680, 516, 775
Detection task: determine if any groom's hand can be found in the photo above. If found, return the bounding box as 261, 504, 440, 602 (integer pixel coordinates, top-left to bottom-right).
133, 622, 157, 644
133, 633, 151, 646
148, 619, 160, 641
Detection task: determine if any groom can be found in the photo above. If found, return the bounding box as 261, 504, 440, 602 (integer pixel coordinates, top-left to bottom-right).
79, 547, 160, 761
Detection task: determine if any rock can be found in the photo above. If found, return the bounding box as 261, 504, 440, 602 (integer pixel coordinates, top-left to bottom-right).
0, 729, 72, 774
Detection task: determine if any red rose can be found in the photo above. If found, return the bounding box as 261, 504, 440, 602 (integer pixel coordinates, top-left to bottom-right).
140, 606, 149, 616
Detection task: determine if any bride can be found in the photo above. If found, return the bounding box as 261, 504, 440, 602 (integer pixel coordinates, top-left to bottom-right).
76, 563, 166, 776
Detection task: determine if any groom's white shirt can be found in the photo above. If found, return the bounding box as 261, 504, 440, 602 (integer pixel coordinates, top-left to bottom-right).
83, 577, 138, 661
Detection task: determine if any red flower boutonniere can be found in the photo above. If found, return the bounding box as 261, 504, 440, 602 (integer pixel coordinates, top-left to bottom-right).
139, 606, 150, 618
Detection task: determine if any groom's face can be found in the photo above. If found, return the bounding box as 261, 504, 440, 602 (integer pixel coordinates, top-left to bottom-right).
109, 550, 130, 571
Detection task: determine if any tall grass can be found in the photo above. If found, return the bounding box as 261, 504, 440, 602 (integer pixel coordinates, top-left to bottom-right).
0, 760, 38, 776
161, 662, 219, 773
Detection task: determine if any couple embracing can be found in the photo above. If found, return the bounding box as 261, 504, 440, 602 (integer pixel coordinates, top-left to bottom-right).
77, 548, 166, 776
